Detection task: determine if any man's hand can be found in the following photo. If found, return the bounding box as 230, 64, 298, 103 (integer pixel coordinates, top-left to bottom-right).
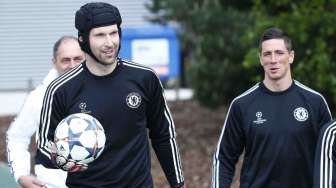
54, 155, 88, 172
49, 141, 88, 172
18, 175, 46, 188
177, 182, 187, 188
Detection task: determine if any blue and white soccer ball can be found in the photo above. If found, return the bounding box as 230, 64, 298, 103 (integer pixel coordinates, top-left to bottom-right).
54, 113, 106, 169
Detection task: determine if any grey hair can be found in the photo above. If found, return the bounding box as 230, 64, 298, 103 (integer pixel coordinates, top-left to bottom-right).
53, 36, 78, 59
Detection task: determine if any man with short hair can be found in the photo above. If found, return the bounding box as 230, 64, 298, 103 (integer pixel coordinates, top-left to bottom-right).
212, 27, 332, 188
36, 2, 185, 188
7, 36, 84, 188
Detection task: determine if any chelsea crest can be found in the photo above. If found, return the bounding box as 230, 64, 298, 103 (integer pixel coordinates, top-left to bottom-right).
126, 92, 142, 109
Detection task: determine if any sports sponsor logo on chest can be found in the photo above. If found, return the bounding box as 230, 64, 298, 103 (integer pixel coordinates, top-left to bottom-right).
251, 107, 309, 126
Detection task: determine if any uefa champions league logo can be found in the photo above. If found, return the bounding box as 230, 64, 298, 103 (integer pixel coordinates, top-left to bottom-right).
126, 92, 142, 109
79, 102, 91, 114
253, 111, 267, 125
79, 102, 86, 110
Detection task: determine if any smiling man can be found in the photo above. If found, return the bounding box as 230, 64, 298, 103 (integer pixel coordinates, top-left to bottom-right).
36, 2, 184, 188
7, 36, 84, 188
212, 27, 332, 188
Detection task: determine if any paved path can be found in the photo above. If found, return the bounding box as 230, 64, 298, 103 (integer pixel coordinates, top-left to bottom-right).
0, 162, 20, 188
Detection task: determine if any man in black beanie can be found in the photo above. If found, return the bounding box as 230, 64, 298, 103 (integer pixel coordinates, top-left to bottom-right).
36, 2, 185, 188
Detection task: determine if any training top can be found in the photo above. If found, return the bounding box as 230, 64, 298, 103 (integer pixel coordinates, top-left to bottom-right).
212, 81, 332, 188
314, 119, 336, 188
36, 59, 184, 188
6, 68, 59, 181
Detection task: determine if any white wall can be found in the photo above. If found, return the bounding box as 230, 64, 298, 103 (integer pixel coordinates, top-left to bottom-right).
0, 0, 152, 90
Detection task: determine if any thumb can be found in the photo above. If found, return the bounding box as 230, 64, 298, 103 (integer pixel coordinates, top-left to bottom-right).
32, 178, 46, 187
51, 141, 57, 153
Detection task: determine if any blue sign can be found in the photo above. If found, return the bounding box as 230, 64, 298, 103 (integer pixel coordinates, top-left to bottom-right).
120, 25, 180, 80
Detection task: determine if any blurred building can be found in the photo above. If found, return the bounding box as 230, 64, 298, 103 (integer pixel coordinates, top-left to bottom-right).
0, 0, 152, 91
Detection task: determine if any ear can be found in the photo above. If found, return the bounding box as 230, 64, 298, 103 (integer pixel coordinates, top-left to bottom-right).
78, 36, 83, 42
289, 50, 295, 64
259, 53, 264, 66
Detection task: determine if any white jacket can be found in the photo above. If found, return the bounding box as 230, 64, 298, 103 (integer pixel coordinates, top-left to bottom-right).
6, 69, 58, 182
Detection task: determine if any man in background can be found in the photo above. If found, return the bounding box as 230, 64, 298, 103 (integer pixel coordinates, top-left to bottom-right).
6, 36, 84, 188
212, 27, 332, 188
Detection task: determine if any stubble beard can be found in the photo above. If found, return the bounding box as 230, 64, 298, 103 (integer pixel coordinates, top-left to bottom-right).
96, 50, 118, 66
267, 66, 290, 81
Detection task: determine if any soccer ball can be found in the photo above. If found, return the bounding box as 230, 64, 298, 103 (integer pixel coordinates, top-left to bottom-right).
54, 113, 106, 170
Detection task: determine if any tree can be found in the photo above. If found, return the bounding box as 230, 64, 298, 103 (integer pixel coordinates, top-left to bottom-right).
147, 0, 254, 108
147, 0, 336, 111
243, 0, 336, 112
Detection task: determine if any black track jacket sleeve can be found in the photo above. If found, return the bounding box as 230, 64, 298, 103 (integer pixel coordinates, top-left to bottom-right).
147, 73, 184, 188
37, 66, 80, 168
212, 100, 245, 188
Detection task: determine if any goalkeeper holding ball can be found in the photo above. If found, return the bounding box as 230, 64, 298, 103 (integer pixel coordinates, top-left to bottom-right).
37, 2, 185, 188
